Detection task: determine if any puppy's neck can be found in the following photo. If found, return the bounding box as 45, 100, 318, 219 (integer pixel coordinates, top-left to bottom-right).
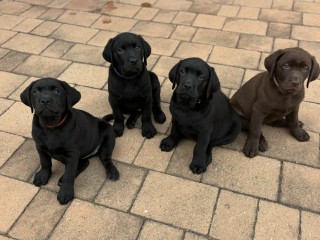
43, 114, 68, 129
112, 66, 142, 80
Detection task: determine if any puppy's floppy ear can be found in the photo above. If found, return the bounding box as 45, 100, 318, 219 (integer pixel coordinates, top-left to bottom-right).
307, 56, 320, 88
20, 81, 35, 113
169, 60, 182, 90
264, 49, 284, 80
137, 35, 151, 66
59, 81, 81, 109
102, 38, 114, 63
206, 67, 221, 99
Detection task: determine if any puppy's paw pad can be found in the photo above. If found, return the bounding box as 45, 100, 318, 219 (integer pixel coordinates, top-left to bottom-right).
142, 124, 156, 139
108, 167, 119, 181
291, 128, 310, 142
113, 123, 124, 137
154, 111, 166, 124
259, 136, 268, 152
33, 170, 51, 186
189, 163, 206, 174
160, 138, 175, 152
126, 121, 136, 129
57, 190, 74, 205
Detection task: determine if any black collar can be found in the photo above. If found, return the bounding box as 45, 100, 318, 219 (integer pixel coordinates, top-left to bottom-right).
113, 67, 141, 79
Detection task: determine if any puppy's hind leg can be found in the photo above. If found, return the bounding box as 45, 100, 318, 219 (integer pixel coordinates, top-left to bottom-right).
98, 122, 119, 180
126, 111, 141, 129
58, 159, 90, 186
149, 71, 166, 124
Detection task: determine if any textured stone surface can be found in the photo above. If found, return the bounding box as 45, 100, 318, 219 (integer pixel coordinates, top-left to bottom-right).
1, 1, 320, 239
131, 171, 218, 234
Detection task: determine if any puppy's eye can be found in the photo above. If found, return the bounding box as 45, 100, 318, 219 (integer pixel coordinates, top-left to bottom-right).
283, 63, 291, 69
135, 45, 141, 49
53, 89, 60, 94
198, 74, 205, 81
117, 48, 124, 53
32, 90, 40, 95
302, 66, 309, 72
180, 69, 186, 75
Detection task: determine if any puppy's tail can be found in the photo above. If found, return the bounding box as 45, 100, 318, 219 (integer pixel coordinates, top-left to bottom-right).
102, 114, 115, 122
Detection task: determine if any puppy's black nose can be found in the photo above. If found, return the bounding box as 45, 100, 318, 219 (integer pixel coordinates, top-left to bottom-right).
129, 58, 138, 64
183, 84, 192, 90
40, 98, 51, 105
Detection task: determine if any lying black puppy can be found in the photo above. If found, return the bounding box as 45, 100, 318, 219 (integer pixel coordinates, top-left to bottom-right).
160, 58, 241, 174
20, 78, 119, 205
102, 32, 166, 138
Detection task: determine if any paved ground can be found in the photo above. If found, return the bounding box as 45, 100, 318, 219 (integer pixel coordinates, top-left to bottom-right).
1, 0, 320, 239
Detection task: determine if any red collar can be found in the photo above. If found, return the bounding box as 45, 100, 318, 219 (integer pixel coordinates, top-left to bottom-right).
47, 114, 68, 129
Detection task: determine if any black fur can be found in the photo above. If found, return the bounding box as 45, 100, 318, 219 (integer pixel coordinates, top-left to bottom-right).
160, 58, 241, 174
20, 78, 119, 205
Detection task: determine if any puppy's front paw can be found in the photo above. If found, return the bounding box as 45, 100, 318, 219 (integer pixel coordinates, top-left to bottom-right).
259, 135, 268, 152
291, 127, 310, 142
113, 122, 124, 137
243, 139, 259, 158
142, 123, 156, 139
33, 169, 52, 186
154, 110, 166, 124
189, 162, 207, 174
57, 187, 74, 205
107, 165, 119, 181
160, 137, 175, 152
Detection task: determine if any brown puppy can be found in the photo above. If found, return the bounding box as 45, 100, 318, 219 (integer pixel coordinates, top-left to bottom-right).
231, 47, 320, 158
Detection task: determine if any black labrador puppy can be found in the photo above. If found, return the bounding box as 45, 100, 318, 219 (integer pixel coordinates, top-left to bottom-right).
160, 58, 241, 174
102, 32, 166, 139
20, 78, 119, 205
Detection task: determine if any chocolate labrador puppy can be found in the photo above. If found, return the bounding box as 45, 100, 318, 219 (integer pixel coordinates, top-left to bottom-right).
231, 47, 320, 158
102, 32, 166, 138
160, 58, 241, 174
20, 78, 119, 204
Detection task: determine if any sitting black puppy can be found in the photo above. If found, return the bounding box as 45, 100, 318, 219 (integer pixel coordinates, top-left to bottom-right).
160, 58, 241, 174
102, 32, 166, 139
20, 78, 119, 205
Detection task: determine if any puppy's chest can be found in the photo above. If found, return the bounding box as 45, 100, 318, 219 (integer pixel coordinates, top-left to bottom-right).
272, 97, 301, 116
35, 131, 68, 159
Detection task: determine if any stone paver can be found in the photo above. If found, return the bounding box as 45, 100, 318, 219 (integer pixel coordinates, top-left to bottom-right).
202, 148, 280, 200
281, 162, 320, 212
192, 28, 239, 48
58, 62, 106, 88
0, 139, 39, 181
301, 211, 320, 240
3, 33, 54, 54
209, 46, 261, 69
210, 190, 258, 239
95, 163, 146, 211
0, 175, 38, 233
1, 0, 320, 239
138, 220, 184, 240
50, 23, 99, 43
131, 171, 219, 234
0, 132, 24, 168
134, 134, 174, 172
50, 199, 143, 240
223, 18, 268, 35
0, 71, 28, 97
254, 201, 299, 240
8, 189, 67, 240
14, 55, 71, 78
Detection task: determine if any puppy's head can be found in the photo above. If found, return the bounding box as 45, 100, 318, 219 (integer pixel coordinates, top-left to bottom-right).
265, 47, 320, 94
20, 78, 81, 127
169, 58, 220, 108
102, 32, 151, 78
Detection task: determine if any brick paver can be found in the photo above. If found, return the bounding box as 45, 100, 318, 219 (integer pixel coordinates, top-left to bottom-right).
1, 0, 320, 239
